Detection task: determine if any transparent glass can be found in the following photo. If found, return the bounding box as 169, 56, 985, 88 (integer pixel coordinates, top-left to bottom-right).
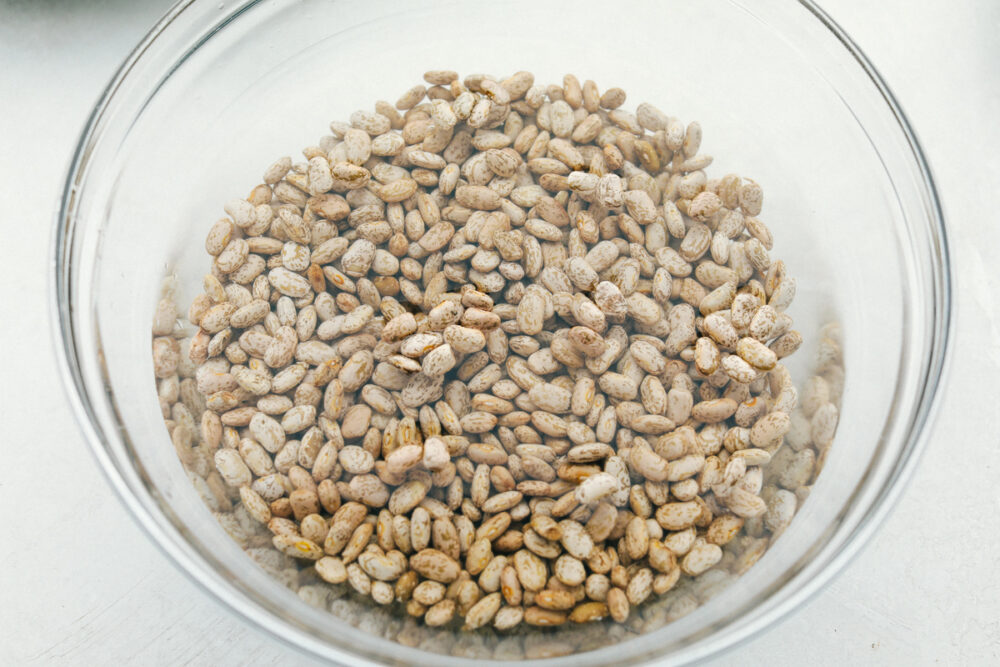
52, 0, 950, 664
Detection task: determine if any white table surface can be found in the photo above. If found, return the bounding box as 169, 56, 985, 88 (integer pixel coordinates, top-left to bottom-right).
1, 0, 997, 664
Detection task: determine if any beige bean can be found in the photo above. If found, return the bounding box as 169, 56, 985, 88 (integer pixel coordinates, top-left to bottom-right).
163, 73, 820, 632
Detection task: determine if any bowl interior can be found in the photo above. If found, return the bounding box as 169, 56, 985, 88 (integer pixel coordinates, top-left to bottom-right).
58, 0, 947, 664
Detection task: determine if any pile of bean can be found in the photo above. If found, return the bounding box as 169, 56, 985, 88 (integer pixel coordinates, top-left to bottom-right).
152, 70, 808, 632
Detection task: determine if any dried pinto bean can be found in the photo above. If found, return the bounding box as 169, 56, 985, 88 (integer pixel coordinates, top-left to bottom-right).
155, 70, 838, 638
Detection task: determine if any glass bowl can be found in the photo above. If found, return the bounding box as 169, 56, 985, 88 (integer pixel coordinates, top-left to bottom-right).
52, 0, 951, 664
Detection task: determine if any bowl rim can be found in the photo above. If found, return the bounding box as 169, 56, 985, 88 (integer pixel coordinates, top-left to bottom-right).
50, 0, 952, 664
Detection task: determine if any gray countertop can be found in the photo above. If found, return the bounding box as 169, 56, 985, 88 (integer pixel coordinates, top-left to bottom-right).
1, 0, 997, 663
